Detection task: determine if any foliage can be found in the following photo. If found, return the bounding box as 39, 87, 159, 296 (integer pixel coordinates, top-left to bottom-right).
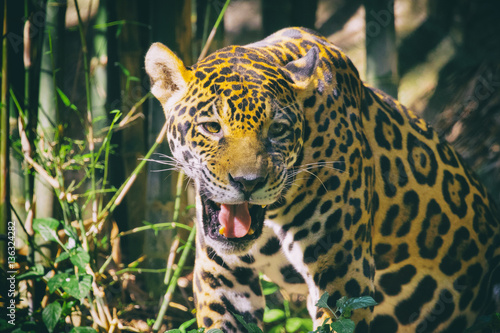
168, 291, 377, 333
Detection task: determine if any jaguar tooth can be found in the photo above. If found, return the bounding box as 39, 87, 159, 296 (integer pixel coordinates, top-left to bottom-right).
219, 226, 226, 235
261, 205, 267, 208
248, 228, 255, 235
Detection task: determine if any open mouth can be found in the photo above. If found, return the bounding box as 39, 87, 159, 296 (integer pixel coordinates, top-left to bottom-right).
201, 193, 267, 244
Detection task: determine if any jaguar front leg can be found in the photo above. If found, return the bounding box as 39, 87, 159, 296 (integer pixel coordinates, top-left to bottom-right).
193, 244, 265, 332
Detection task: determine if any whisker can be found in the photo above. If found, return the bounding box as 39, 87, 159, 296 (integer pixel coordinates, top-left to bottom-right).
150, 167, 181, 173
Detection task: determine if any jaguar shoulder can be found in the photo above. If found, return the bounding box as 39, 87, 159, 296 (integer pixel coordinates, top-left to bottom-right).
145, 27, 500, 332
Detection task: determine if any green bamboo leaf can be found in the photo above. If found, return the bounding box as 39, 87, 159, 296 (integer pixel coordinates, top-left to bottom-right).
263, 309, 285, 323
33, 218, 60, 242
48, 272, 69, 294
206, 329, 224, 333
330, 318, 355, 333
69, 247, 90, 271
42, 302, 62, 332
56, 88, 78, 111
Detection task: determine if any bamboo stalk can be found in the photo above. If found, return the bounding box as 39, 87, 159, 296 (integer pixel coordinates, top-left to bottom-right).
199, 0, 231, 61
97, 120, 168, 221
0, 1, 10, 262
152, 1, 231, 329
35, 0, 66, 223
163, 172, 186, 286
152, 224, 196, 332
74, 0, 98, 225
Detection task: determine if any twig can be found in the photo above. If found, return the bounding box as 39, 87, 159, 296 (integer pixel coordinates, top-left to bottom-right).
152, 224, 196, 332
199, 0, 231, 60
23, 153, 60, 189
163, 172, 185, 285
97, 120, 168, 221
114, 221, 192, 239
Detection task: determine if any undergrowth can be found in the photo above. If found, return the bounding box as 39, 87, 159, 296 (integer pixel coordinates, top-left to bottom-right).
167, 291, 378, 333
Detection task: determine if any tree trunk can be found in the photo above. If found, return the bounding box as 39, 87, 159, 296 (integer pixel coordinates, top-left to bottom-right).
1, 0, 10, 266
35, 0, 66, 222
8, 0, 27, 244
91, 0, 109, 135
144, 0, 192, 297
115, 0, 149, 261
364, 0, 398, 98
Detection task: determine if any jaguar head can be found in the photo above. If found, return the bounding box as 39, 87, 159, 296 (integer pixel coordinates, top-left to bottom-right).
145, 43, 319, 253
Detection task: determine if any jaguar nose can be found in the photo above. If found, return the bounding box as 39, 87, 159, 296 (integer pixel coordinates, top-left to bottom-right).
229, 173, 268, 194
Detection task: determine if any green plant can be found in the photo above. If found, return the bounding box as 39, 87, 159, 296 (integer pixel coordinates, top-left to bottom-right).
261, 279, 312, 333
313, 292, 378, 333
167, 291, 377, 333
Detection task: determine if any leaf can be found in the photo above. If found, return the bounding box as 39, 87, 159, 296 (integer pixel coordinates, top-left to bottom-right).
343, 296, 378, 311
315, 291, 334, 314
54, 251, 70, 264
166, 330, 182, 333
336, 296, 348, 310
263, 309, 285, 323
206, 329, 224, 333
233, 313, 263, 333
62, 224, 79, 242
56, 88, 78, 111
42, 302, 62, 332
285, 318, 302, 332
62, 300, 77, 314
17, 263, 45, 279
268, 324, 286, 333
312, 319, 332, 333
33, 218, 60, 242
70, 247, 90, 271
179, 317, 197, 331
62, 274, 92, 299
300, 318, 313, 331
261, 279, 279, 296
48, 273, 69, 294
69, 328, 98, 333
330, 318, 355, 333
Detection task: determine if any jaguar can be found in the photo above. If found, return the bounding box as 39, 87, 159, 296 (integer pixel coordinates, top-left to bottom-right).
145, 27, 500, 332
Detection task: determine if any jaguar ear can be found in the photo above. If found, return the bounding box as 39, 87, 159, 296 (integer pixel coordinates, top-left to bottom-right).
285, 46, 319, 90
145, 42, 192, 105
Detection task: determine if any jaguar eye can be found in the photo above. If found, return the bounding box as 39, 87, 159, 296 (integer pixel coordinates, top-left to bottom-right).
268, 122, 289, 137
201, 122, 221, 134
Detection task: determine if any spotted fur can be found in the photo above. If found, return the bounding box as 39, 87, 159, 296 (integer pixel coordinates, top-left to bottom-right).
146, 28, 500, 332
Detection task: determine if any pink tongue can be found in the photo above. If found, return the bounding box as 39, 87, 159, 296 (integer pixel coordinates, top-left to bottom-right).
218, 203, 251, 238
